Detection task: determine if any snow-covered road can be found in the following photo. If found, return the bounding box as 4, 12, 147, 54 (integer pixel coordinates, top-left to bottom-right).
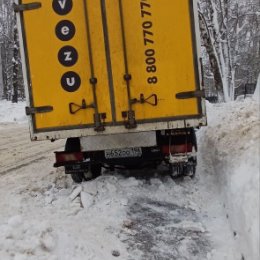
0, 123, 240, 260
0, 123, 64, 175
0, 99, 259, 260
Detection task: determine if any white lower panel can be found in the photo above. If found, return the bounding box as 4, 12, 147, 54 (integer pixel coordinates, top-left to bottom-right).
31, 117, 207, 141
80, 131, 157, 151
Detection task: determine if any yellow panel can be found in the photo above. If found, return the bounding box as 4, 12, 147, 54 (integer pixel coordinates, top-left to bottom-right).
21, 0, 200, 132
106, 0, 199, 122
22, 0, 112, 130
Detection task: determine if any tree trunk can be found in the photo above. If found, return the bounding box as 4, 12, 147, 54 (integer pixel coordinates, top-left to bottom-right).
12, 19, 18, 103
199, 12, 224, 101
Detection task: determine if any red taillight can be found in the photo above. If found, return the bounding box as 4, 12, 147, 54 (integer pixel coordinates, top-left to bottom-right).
55, 152, 84, 164
161, 143, 193, 155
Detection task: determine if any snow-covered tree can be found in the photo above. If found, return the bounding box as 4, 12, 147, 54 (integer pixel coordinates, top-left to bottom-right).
199, 0, 260, 102
0, 0, 24, 101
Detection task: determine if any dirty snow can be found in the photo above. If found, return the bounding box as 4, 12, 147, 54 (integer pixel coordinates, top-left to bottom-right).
0, 98, 259, 260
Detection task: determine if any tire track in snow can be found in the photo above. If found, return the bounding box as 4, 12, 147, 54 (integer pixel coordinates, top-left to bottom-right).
0, 123, 64, 176
125, 197, 211, 260
0, 156, 46, 175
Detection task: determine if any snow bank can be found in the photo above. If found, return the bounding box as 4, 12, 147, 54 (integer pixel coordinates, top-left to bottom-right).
199, 99, 260, 260
0, 100, 27, 123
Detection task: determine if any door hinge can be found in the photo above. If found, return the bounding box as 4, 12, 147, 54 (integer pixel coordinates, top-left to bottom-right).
122, 111, 137, 129
13, 2, 41, 12
176, 90, 205, 99
25, 106, 53, 116
122, 93, 158, 129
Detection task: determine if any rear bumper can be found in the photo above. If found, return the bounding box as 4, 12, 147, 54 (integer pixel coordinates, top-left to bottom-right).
54, 146, 164, 168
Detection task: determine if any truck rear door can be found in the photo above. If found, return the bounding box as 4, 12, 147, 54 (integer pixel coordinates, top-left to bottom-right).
16, 0, 205, 140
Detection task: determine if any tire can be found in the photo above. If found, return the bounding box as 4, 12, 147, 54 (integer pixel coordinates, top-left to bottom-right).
169, 164, 196, 179
65, 138, 85, 183
187, 158, 197, 178
190, 165, 196, 179
82, 164, 102, 181
183, 164, 196, 178
65, 138, 102, 182
71, 172, 84, 183
169, 164, 181, 178
90, 164, 102, 179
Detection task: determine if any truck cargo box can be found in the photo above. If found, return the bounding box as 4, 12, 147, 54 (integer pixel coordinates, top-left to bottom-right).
16, 0, 206, 141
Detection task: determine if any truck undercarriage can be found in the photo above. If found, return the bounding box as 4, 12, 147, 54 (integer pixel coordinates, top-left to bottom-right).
54, 128, 198, 183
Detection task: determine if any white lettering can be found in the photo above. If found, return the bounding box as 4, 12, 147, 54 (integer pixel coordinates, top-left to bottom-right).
58, 0, 67, 10
66, 77, 75, 87
64, 51, 72, 61
61, 26, 69, 35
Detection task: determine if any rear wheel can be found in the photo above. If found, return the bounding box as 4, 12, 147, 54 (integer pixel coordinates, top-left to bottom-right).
71, 172, 84, 183
169, 164, 181, 178
185, 158, 197, 178
65, 138, 85, 183
186, 164, 196, 178
65, 138, 102, 183
169, 163, 196, 179
82, 164, 102, 181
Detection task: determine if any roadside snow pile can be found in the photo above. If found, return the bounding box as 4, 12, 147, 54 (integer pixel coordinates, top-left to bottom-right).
0, 100, 26, 123
199, 99, 260, 260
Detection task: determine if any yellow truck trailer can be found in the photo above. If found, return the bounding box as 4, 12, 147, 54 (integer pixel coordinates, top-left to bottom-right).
15, 0, 207, 181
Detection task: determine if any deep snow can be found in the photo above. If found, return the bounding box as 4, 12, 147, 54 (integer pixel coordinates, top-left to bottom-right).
199, 99, 260, 260
0, 98, 259, 260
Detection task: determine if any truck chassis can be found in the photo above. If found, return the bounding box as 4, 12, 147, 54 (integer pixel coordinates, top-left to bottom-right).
54, 128, 198, 182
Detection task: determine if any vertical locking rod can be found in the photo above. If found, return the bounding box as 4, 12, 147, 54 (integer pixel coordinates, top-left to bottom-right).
83, 0, 105, 131
118, 0, 137, 129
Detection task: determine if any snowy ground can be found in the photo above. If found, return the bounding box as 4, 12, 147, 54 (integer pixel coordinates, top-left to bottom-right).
0, 100, 26, 124
0, 99, 259, 260
200, 99, 260, 260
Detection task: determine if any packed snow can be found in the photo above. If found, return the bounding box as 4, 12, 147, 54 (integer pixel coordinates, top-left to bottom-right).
200, 99, 260, 260
200, 99, 260, 259
0, 98, 259, 260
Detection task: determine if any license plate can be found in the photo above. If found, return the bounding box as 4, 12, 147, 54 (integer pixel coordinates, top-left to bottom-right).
105, 147, 142, 159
